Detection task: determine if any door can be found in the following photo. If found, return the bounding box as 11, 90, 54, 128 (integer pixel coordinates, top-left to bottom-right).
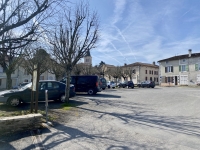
76, 77, 87, 92
175, 76, 178, 85
180, 75, 188, 85
38, 82, 47, 101
197, 74, 200, 84
46, 82, 60, 100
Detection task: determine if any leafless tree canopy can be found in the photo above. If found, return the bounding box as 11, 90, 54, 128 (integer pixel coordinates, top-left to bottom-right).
50, 2, 99, 70
0, 0, 55, 50
49, 1, 99, 102
22, 47, 50, 76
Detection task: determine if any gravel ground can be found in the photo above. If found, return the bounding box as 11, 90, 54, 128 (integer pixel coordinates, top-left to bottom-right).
1, 86, 200, 150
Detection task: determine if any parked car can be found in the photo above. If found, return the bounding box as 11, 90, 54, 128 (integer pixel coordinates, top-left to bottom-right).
0, 80, 76, 107
138, 81, 155, 88
99, 77, 107, 90
12, 82, 29, 89
118, 81, 134, 88
107, 81, 116, 89
60, 75, 102, 95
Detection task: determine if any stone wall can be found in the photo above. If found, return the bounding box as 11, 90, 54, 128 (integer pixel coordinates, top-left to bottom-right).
0, 114, 43, 135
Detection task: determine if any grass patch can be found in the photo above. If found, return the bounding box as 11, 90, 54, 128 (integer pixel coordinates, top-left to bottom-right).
61, 102, 77, 110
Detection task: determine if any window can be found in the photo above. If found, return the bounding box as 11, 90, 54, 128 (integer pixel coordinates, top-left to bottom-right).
179, 65, 188, 72
149, 70, 151, 74
182, 59, 185, 62
145, 77, 148, 80
195, 64, 200, 71
165, 66, 173, 73
47, 82, 59, 89
0, 66, 3, 73
150, 77, 152, 81
157, 78, 158, 82
40, 76, 44, 80
132, 69, 135, 74
24, 69, 29, 75
154, 77, 156, 82
145, 70, 147, 74
165, 61, 168, 64
24, 79, 28, 82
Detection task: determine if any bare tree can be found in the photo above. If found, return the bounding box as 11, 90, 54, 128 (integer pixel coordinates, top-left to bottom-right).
0, 0, 63, 89
109, 66, 122, 84
82, 64, 95, 75
48, 58, 65, 80
95, 61, 107, 77
0, 0, 57, 50
123, 66, 134, 81
72, 64, 83, 75
49, 2, 99, 103
22, 47, 50, 112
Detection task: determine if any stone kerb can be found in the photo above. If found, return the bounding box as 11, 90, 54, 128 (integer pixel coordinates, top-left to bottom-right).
0, 114, 43, 135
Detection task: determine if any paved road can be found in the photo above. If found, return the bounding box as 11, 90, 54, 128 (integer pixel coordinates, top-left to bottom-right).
1, 86, 200, 149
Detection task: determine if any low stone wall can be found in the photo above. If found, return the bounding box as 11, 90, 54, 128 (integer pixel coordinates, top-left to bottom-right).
0, 114, 43, 135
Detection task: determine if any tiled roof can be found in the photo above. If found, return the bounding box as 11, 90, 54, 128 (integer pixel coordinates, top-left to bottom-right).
124, 62, 159, 68
157, 53, 200, 62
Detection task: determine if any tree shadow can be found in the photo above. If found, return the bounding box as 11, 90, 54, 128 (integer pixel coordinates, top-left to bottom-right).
76, 93, 121, 98
0, 130, 35, 150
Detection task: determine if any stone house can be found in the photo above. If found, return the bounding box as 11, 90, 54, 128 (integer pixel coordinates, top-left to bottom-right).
157, 49, 200, 86
121, 62, 159, 84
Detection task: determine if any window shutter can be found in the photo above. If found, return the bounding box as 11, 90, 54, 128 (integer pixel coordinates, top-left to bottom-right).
171, 66, 173, 72
179, 66, 181, 72
165, 67, 167, 73
195, 64, 198, 71
186, 65, 188, 71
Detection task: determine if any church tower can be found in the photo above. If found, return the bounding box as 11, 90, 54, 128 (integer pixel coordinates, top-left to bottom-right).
84, 51, 92, 65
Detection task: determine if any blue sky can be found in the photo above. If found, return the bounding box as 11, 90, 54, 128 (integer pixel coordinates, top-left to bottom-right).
81, 0, 200, 66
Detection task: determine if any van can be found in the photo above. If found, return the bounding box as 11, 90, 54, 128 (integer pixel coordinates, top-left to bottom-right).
99, 78, 107, 90
60, 75, 101, 95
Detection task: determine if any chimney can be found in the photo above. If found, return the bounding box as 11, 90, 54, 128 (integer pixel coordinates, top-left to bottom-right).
188, 49, 192, 57
153, 61, 155, 65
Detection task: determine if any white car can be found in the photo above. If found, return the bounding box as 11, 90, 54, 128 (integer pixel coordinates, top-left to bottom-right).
107, 81, 116, 89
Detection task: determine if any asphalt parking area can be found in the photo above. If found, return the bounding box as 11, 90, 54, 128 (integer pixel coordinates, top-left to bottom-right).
1, 86, 200, 149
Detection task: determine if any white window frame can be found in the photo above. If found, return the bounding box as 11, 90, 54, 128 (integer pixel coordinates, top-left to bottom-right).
166, 66, 173, 73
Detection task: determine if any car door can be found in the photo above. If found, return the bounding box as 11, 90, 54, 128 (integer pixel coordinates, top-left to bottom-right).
46, 82, 60, 100
38, 82, 47, 101
76, 77, 87, 92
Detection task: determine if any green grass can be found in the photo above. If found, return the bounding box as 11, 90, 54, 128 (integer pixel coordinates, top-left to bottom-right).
61, 102, 77, 110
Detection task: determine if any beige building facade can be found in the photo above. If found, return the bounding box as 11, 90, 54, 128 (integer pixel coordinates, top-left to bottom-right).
122, 62, 159, 84
0, 65, 55, 89
158, 49, 200, 86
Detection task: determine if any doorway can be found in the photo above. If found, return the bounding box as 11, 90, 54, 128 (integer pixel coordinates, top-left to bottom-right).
175, 76, 178, 85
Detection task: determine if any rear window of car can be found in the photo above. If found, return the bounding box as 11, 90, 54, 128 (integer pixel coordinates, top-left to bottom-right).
100, 78, 106, 83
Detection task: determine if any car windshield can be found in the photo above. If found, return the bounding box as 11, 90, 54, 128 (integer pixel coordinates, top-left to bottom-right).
21, 82, 32, 90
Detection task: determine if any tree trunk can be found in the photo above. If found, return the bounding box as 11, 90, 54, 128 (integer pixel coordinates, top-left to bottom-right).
35, 65, 40, 113
65, 70, 71, 103
6, 72, 12, 89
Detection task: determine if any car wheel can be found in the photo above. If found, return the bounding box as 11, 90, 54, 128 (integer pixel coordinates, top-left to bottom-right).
112, 87, 115, 89
60, 94, 66, 103
132, 86, 134, 89
108, 85, 110, 88
8, 96, 21, 107
88, 89, 94, 95
102, 88, 105, 90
